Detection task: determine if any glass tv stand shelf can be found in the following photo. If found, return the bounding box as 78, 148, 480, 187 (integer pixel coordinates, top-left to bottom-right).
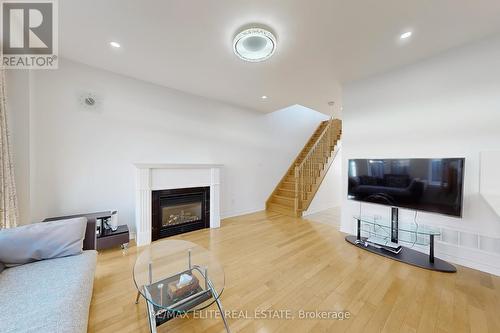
345, 216, 456, 273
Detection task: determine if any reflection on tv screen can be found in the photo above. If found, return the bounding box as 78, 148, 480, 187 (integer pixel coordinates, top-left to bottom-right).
347, 158, 464, 217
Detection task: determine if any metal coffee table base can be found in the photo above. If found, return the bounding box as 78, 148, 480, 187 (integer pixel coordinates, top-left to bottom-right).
136, 268, 230, 332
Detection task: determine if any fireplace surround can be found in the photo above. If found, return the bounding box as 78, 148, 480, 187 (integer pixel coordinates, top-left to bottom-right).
135, 164, 222, 246
152, 187, 210, 240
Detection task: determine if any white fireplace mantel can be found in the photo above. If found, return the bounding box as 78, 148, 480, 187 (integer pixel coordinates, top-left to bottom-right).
134, 163, 222, 246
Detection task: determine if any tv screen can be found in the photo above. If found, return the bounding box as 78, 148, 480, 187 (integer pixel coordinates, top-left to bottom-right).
348, 158, 465, 217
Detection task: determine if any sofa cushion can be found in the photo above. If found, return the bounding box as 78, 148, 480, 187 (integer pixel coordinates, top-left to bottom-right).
384, 174, 410, 188
0, 250, 97, 333
0, 217, 87, 267
359, 175, 380, 186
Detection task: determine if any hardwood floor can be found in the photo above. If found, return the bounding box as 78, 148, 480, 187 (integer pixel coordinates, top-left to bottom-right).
305, 207, 341, 228
88, 210, 500, 333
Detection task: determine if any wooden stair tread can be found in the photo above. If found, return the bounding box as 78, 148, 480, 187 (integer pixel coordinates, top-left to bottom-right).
273, 194, 293, 201
271, 195, 294, 207
266, 119, 342, 217
267, 202, 289, 210
276, 189, 295, 198
266, 202, 300, 217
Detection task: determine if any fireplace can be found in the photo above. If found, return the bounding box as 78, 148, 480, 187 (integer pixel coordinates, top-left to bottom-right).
151, 186, 210, 241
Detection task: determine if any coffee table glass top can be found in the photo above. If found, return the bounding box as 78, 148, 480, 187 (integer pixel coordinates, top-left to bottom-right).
133, 239, 225, 314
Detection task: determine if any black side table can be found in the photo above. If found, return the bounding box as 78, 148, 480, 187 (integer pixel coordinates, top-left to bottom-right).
97, 225, 130, 251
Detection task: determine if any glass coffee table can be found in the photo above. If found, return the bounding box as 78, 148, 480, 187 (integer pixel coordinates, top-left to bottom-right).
133, 240, 230, 332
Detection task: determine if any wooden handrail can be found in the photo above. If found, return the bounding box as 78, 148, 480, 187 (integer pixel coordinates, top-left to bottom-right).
296, 119, 332, 170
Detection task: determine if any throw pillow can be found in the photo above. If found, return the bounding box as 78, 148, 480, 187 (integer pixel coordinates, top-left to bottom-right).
0, 217, 87, 267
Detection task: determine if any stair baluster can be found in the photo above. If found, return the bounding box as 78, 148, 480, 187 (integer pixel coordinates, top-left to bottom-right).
267, 118, 342, 217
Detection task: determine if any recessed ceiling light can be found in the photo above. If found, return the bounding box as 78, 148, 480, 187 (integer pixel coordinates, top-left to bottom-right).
261, 95, 268, 100
400, 31, 412, 40
233, 28, 276, 62
109, 41, 121, 48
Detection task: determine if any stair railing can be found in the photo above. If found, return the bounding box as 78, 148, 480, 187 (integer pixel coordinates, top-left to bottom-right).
294, 118, 342, 213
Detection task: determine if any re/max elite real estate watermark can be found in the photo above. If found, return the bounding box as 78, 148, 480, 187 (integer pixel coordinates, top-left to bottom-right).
1, 0, 58, 69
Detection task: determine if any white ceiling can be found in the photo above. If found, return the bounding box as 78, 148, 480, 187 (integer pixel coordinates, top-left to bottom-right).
60, 0, 500, 114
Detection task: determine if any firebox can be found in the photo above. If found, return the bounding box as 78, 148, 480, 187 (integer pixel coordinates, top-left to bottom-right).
151, 186, 210, 241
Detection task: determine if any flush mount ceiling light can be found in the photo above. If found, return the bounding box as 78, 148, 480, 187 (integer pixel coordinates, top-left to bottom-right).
233, 27, 276, 62
400, 31, 412, 40
109, 41, 121, 48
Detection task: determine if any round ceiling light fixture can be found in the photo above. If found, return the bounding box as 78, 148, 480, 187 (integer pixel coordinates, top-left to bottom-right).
233, 27, 277, 62
109, 41, 121, 48
400, 31, 412, 40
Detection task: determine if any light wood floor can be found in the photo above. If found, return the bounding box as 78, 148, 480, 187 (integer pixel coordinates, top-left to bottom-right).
305, 206, 341, 228
88, 210, 500, 333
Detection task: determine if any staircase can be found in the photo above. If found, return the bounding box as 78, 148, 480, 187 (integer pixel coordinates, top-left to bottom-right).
266, 118, 342, 217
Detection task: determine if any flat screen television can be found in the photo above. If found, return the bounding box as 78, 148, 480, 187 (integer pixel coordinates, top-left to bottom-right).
347, 158, 465, 217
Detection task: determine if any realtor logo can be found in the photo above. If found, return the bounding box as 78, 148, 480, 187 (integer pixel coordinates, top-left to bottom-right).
1, 0, 58, 69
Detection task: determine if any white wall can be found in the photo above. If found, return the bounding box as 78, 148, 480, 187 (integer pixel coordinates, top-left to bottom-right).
5, 70, 31, 225
341, 35, 500, 275
26, 59, 327, 231
480, 151, 500, 195
303, 146, 342, 216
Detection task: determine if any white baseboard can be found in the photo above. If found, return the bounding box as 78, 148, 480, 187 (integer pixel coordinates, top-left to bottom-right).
221, 206, 265, 219
303, 204, 340, 216
435, 241, 500, 276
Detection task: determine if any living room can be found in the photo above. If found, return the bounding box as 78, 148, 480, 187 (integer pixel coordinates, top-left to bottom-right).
1, 1, 500, 332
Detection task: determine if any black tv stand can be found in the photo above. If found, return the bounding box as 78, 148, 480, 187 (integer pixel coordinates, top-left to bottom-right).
346, 216, 456, 273
391, 207, 398, 243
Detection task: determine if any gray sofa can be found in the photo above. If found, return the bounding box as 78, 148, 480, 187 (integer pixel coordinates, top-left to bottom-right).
0, 251, 97, 333
0, 218, 98, 333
